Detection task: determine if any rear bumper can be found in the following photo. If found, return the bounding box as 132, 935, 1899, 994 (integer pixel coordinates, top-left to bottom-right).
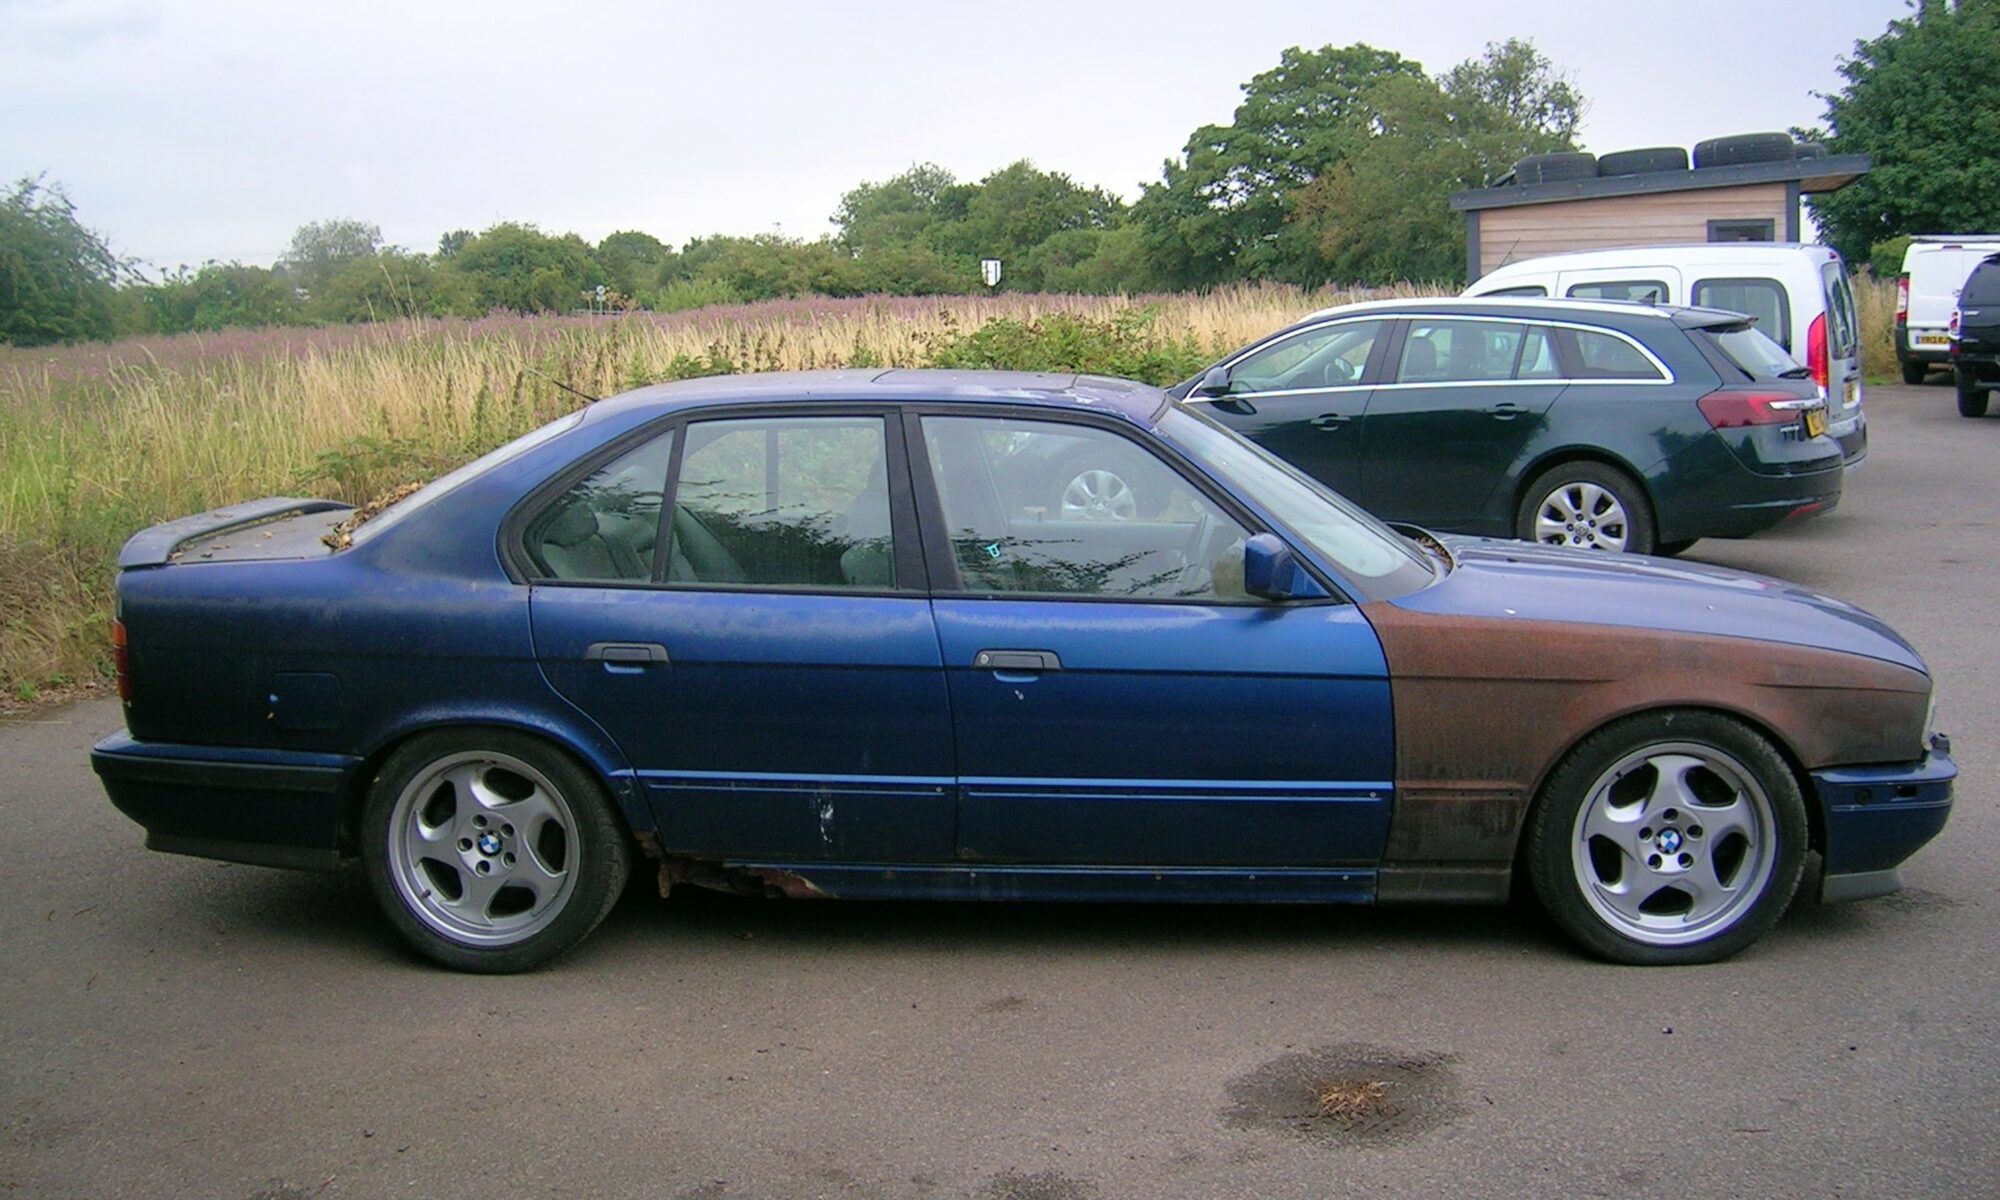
1812, 744, 1956, 903
91, 731, 360, 870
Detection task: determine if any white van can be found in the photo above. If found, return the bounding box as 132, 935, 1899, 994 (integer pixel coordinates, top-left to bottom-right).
1464, 244, 1866, 464
1896, 236, 2000, 383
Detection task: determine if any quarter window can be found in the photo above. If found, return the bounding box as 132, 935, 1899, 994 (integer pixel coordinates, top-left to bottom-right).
1397, 320, 1529, 383
669, 416, 896, 589
1481, 285, 1548, 298
1692, 278, 1791, 349
1566, 280, 1669, 304
921, 416, 1252, 602
1564, 329, 1664, 380
1227, 320, 1384, 393
524, 431, 675, 582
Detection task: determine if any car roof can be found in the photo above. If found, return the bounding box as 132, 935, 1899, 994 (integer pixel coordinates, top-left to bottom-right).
580, 368, 1168, 426
1290, 295, 1752, 331
1473, 243, 1843, 275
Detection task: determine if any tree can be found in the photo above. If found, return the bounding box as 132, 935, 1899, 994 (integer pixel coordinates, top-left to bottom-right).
311, 250, 470, 323
439, 223, 604, 313
1130, 44, 1425, 287
1292, 40, 1583, 284
138, 263, 301, 334
279, 218, 383, 296
936, 160, 1127, 288
596, 230, 674, 301
0, 176, 127, 345
1806, 0, 2000, 262
832, 163, 967, 256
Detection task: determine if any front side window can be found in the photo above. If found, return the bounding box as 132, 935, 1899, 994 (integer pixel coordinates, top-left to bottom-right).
1227, 320, 1384, 394
524, 430, 674, 582
1567, 280, 1669, 304
669, 416, 895, 589
921, 416, 1252, 601
1693, 277, 1791, 349
1397, 320, 1528, 383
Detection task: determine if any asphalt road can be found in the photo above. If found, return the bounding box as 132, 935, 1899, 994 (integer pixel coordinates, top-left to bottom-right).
3, 383, 1995, 1200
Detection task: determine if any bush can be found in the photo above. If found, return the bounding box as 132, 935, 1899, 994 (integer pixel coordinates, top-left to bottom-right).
925, 308, 1212, 385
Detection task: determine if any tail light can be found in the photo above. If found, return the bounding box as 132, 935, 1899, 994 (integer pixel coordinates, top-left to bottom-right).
1950, 308, 1962, 356
1806, 313, 1829, 392
1698, 389, 1818, 429
1895, 276, 1909, 325
112, 618, 131, 703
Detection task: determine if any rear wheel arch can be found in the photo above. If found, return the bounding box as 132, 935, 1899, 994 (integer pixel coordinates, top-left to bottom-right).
341, 717, 642, 854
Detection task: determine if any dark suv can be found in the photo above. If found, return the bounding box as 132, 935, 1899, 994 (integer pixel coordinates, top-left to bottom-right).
1951, 254, 2000, 418
1167, 298, 1842, 555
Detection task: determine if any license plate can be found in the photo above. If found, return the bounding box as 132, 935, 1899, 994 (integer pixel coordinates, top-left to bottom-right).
1915, 334, 1950, 347
1805, 407, 1828, 438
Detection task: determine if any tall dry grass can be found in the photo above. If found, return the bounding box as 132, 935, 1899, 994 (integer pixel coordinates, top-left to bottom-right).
0, 283, 1442, 698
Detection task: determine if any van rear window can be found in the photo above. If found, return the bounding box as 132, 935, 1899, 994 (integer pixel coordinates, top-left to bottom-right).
1697, 326, 1808, 381
1692, 278, 1790, 349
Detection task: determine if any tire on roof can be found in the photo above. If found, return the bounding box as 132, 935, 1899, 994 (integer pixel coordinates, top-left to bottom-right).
1693, 132, 1798, 168
1513, 152, 1598, 185
1597, 147, 1690, 176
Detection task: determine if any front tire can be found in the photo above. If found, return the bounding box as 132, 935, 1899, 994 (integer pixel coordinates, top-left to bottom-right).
1517, 462, 1655, 554
362, 729, 631, 973
1527, 711, 1806, 965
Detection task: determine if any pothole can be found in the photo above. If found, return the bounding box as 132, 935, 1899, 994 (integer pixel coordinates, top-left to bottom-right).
1223, 1043, 1462, 1145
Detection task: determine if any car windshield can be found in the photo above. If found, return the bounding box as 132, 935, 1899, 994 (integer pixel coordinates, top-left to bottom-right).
1158, 406, 1438, 599
346, 409, 587, 546
1697, 324, 1809, 381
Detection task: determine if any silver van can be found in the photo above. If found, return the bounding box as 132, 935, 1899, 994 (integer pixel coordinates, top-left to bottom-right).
1464, 244, 1866, 464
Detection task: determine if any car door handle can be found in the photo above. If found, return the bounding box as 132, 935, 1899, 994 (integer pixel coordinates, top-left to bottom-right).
1486, 402, 1528, 419
974, 649, 1061, 672
585, 642, 670, 666
1309, 413, 1350, 431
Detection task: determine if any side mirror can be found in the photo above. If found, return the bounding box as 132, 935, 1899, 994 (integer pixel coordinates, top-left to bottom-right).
1191, 364, 1232, 398
1244, 533, 1313, 601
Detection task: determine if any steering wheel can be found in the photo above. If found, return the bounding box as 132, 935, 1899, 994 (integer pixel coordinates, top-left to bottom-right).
1321, 356, 1358, 386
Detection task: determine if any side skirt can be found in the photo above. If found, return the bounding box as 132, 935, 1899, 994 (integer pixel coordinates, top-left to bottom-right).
666, 862, 1378, 904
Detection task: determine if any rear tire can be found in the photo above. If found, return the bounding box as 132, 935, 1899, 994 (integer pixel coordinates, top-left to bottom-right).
362, 729, 631, 973
1958, 371, 1991, 418
1901, 360, 1927, 386
1513, 151, 1598, 185
1516, 462, 1656, 555
1527, 710, 1807, 965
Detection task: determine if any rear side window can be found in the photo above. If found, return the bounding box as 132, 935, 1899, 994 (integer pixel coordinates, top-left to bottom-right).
1692, 278, 1791, 349
1963, 259, 2000, 305
670, 416, 896, 589
1561, 328, 1665, 380
1566, 280, 1668, 304
1481, 284, 1547, 298
1396, 320, 1528, 383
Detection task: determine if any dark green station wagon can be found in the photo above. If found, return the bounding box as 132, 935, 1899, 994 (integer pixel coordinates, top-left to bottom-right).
1165, 298, 1841, 556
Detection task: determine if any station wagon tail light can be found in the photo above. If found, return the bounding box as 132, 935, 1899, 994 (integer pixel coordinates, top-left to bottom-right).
112, 618, 131, 702
1806, 313, 1829, 391
1698, 390, 1816, 429
1896, 276, 1909, 324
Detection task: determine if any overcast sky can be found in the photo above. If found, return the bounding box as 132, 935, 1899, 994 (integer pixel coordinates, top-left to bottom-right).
1, 0, 1910, 271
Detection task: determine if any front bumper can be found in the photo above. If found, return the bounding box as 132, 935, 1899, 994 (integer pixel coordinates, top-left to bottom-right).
91, 730, 361, 871
1811, 741, 1956, 902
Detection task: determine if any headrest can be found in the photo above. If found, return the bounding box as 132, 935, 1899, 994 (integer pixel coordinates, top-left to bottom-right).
542, 501, 599, 548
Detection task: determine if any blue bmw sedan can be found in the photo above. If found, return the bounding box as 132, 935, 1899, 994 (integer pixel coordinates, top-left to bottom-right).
93, 370, 1955, 971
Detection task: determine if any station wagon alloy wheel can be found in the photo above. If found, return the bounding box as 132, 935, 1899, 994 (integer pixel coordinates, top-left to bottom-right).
1059, 468, 1139, 521
362, 730, 630, 972
1532, 481, 1631, 551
